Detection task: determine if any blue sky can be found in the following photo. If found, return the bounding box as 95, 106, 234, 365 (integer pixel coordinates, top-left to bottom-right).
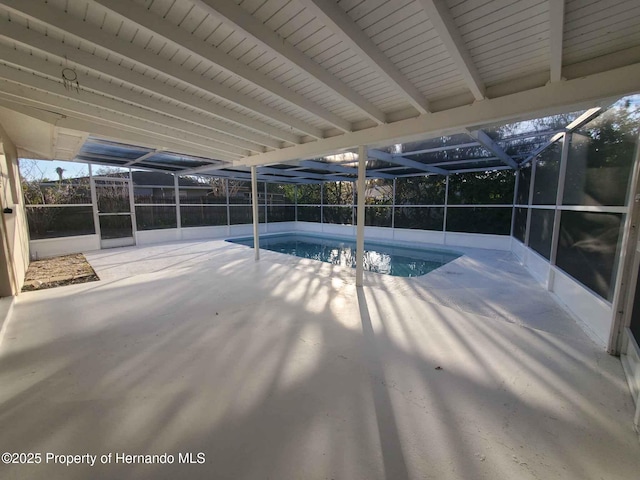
18, 159, 131, 181
19, 159, 89, 181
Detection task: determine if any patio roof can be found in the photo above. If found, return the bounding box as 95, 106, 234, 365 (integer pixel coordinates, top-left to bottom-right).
0, 0, 638, 173
70, 106, 601, 183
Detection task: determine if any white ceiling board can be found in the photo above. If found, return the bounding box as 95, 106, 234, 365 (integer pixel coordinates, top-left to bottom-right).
193, 0, 387, 123
0, 0, 636, 170
564, 0, 640, 65
239, 62, 640, 167
0, 105, 54, 159
454, 0, 550, 88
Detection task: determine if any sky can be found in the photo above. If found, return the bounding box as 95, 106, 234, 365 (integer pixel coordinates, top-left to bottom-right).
19, 159, 89, 182
18, 159, 130, 181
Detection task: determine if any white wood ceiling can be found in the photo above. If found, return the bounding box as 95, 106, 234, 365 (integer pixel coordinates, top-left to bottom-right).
0, 0, 639, 174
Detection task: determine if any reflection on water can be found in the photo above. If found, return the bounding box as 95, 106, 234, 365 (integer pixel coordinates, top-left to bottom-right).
228, 234, 460, 277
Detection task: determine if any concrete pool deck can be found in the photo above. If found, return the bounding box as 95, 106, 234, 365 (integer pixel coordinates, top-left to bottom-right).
0, 239, 638, 479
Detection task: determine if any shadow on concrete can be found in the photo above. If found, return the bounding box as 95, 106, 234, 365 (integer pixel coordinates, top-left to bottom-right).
0, 241, 638, 480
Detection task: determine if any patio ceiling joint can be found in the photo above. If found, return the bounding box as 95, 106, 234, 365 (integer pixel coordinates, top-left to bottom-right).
298, 0, 430, 114
0, 95, 241, 165
0, 74, 241, 162
124, 149, 165, 167
549, 0, 566, 83
0, 23, 280, 151
368, 149, 449, 175
565, 107, 603, 131
184, 168, 317, 184
93, 0, 352, 134
238, 166, 352, 182
192, 0, 387, 125
417, 0, 485, 101
0, 0, 313, 143
297, 160, 396, 179
401, 141, 481, 157
466, 129, 518, 169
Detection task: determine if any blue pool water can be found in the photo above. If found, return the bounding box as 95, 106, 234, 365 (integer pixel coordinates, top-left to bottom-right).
227, 233, 460, 277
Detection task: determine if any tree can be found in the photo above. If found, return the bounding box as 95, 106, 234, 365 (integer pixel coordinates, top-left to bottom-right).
395, 176, 446, 205
323, 181, 354, 205
563, 98, 640, 206
296, 183, 321, 204
20, 160, 92, 238
447, 170, 515, 205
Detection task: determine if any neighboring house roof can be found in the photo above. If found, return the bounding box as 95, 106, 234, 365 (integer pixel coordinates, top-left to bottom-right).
39, 171, 214, 188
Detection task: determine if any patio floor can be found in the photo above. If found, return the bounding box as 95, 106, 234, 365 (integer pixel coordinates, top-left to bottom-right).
0, 238, 638, 479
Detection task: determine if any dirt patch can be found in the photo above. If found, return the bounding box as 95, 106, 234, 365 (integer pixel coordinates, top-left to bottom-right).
22, 254, 99, 292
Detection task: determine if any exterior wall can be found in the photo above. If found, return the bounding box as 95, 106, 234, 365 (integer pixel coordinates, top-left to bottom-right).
0, 201, 13, 296
0, 295, 14, 346
0, 129, 30, 337
0, 144, 30, 297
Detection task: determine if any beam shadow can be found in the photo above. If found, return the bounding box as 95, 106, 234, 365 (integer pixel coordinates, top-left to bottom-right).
357, 286, 410, 480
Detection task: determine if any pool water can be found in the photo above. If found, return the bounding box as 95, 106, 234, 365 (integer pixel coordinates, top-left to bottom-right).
227, 233, 460, 277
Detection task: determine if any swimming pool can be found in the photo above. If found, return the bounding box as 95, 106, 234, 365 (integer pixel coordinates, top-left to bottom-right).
227, 233, 460, 277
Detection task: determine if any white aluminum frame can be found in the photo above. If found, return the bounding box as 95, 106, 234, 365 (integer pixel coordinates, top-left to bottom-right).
91, 174, 136, 249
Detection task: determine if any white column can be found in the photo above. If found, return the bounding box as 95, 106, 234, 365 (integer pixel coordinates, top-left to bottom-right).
510, 169, 520, 237
549, 134, 569, 266
264, 182, 268, 231
89, 164, 101, 240
251, 165, 260, 261
356, 145, 367, 286
391, 177, 396, 230
524, 159, 537, 246
225, 179, 230, 232
128, 168, 136, 241
174, 174, 181, 232
443, 175, 449, 242
320, 181, 324, 227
